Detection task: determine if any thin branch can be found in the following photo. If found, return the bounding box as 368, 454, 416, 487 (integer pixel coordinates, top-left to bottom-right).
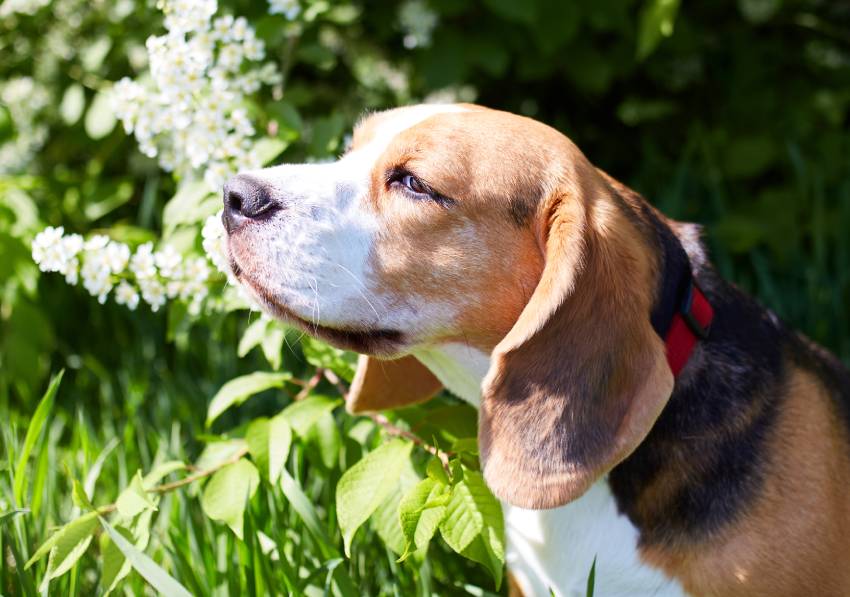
322, 370, 452, 466
96, 445, 249, 516
294, 368, 324, 401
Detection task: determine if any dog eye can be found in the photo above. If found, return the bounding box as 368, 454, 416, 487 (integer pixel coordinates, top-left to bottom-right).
387, 168, 455, 207
401, 174, 428, 195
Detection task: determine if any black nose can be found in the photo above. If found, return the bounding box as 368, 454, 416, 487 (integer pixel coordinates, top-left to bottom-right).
222, 175, 279, 233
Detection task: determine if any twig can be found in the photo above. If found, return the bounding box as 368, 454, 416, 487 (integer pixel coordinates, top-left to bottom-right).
322, 370, 452, 466
96, 445, 250, 516
366, 412, 451, 467
294, 368, 324, 401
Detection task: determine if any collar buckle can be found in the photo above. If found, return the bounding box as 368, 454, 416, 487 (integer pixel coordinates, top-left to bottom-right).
680, 281, 712, 340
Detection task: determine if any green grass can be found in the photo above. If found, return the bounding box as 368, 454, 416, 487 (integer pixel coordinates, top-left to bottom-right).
0, 324, 501, 596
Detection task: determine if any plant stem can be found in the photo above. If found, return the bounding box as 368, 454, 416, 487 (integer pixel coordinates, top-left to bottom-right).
96, 445, 250, 516
321, 369, 452, 466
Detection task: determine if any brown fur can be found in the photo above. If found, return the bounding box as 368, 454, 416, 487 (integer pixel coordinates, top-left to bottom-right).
347, 354, 442, 413
641, 366, 850, 596
479, 162, 674, 509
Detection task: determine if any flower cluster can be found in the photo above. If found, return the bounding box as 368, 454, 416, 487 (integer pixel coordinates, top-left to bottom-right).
111, 0, 285, 190
32, 227, 214, 314
398, 0, 438, 49
0, 77, 50, 174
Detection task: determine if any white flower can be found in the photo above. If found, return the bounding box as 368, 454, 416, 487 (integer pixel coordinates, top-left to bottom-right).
139, 277, 167, 311
268, 0, 300, 20
32, 227, 84, 278
185, 256, 211, 282
64, 258, 80, 285
84, 234, 110, 251
399, 0, 438, 49
154, 245, 182, 278
202, 211, 229, 275
104, 242, 131, 272
130, 242, 158, 279
166, 279, 185, 299
113, 0, 282, 192
80, 259, 113, 304
115, 281, 140, 310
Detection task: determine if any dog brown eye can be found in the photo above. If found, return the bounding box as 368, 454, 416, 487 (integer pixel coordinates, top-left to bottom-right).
402, 174, 427, 195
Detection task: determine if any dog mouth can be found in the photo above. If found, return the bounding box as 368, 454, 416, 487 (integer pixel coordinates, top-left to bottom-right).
229, 258, 403, 355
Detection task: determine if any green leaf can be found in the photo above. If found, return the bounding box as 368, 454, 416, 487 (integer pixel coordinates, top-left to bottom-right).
336, 439, 413, 556
439, 470, 505, 588
206, 372, 291, 426
25, 511, 98, 588
72, 479, 94, 511
142, 460, 186, 488
201, 459, 260, 539
279, 469, 334, 556
426, 457, 450, 485
116, 471, 157, 518
161, 178, 217, 235
14, 370, 63, 505
0, 508, 29, 526
60, 84, 85, 125
300, 336, 357, 381
99, 516, 192, 597
84, 88, 117, 139
245, 418, 270, 477
371, 459, 419, 556
305, 410, 340, 469
99, 525, 134, 595
636, 0, 681, 60
193, 439, 246, 471
280, 394, 339, 436
398, 477, 450, 561
238, 318, 270, 357
253, 137, 288, 166
482, 0, 537, 24
268, 413, 292, 485
261, 324, 286, 370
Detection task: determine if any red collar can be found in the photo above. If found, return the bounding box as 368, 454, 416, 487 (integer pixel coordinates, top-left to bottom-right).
663, 280, 714, 376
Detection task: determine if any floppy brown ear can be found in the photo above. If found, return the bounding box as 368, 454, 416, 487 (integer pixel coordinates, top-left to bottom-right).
479, 178, 674, 509
346, 354, 443, 413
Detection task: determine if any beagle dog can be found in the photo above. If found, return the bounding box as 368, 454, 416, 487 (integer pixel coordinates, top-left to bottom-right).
222, 104, 850, 596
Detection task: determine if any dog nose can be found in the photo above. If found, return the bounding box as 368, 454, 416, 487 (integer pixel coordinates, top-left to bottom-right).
222, 175, 278, 233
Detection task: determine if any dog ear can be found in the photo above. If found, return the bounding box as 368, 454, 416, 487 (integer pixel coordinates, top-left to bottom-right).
346, 354, 443, 413
479, 180, 674, 509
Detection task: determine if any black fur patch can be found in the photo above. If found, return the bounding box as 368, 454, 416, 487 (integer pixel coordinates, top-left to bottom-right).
609, 210, 793, 548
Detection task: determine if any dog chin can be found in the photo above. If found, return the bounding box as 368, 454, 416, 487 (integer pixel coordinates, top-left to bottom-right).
233, 269, 405, 357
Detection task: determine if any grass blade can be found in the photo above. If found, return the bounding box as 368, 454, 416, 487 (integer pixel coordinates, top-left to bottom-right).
14, 370, 63, 505
99, 516, 192, 597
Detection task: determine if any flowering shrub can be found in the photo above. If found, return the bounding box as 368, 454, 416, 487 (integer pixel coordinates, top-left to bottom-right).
112, 0, 283, 190
31, 225, 216, 313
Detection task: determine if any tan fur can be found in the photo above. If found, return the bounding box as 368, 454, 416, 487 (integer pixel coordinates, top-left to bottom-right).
347, 354, 442, 413
479, 162, 674, 509
641, 366, 850, 596
355, 110, 552, 349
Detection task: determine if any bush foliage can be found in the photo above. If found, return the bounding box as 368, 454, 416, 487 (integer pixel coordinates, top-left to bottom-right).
1, 0, 848, 595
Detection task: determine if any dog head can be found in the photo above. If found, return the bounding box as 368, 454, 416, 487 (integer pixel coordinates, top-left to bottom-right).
224, 104, 674, 508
